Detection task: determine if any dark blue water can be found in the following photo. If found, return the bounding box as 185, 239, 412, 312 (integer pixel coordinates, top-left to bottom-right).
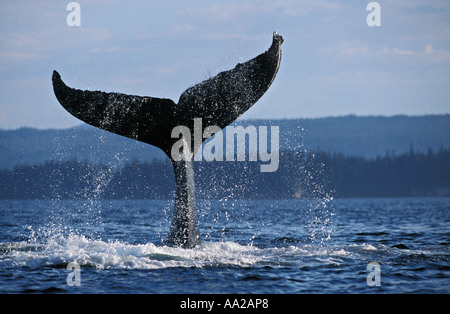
0, 197, 449, 294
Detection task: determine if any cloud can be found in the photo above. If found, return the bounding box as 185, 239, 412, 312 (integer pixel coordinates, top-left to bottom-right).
270, 0, 343, 16
424, 44, 450, 61
0, 2, 115, 69
384, 44, 450, 61
341, 46, 368, 56
1, 0, 450, 129
392, 48, 414, 56
0, 50, 41, 61
178, 0, 343, 21
424, 44, 434, 54
89, 46, 123, 54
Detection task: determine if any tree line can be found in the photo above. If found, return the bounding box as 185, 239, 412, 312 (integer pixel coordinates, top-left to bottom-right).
0, 147, 449, 200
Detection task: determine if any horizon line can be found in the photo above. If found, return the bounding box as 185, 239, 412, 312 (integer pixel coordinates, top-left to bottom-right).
1, 112, 449, 131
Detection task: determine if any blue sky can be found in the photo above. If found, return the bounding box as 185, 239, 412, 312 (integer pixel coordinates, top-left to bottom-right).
0, 0, 449, 129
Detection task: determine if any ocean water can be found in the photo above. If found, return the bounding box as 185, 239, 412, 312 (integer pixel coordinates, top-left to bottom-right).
0, 197, 448, 294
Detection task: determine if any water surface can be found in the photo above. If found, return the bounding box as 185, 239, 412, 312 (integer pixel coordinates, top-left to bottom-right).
0, 198, 448, 293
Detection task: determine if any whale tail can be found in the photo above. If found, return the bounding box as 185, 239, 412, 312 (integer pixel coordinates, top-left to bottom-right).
52, 32, 283, 248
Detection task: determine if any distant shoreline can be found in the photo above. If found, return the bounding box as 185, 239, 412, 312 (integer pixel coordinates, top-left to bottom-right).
2, 147, 449, 199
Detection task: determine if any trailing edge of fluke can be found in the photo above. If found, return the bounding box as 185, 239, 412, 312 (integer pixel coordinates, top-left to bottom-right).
52, 32, 283, 248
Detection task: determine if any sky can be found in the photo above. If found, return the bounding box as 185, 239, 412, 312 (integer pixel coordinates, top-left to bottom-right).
0, 0, 449, 129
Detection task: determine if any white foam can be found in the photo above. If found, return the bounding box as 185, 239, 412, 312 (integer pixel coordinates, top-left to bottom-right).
0, 235, 273, 270
362, 244, 378, 251
1, 236, 377, 270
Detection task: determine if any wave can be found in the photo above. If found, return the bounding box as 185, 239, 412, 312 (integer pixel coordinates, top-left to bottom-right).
0, 235, 347, 270
0, 235, 275, 270
1, 235, 447, 272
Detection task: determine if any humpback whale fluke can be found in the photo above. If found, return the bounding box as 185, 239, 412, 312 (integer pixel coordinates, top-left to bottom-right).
52, 32, 283, 248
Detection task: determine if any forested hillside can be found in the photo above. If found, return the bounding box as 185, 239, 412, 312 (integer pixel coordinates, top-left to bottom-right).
1, 147, 449, 199
1, 115, 449, 169
1, 115, 449, 199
